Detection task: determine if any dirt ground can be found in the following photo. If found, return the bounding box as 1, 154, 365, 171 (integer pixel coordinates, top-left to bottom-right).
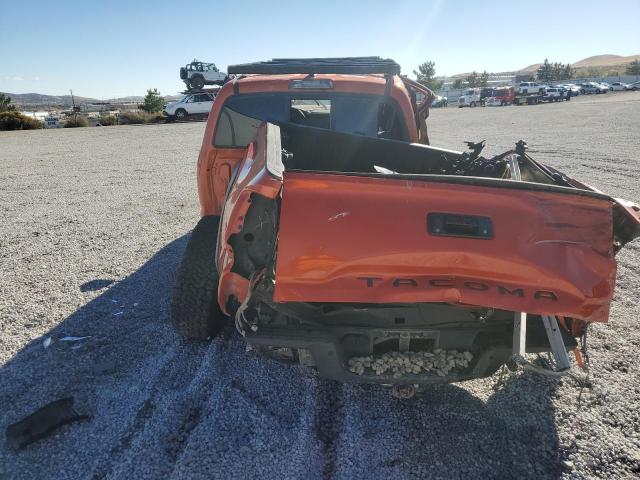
1, 92, 639, 479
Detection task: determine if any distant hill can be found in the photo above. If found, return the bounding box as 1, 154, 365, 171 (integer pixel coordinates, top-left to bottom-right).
517, 53, 640, 74
4, 93, 150, 107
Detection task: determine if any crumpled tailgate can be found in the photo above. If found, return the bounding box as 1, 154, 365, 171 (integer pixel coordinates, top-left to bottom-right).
274, 172, 617, 322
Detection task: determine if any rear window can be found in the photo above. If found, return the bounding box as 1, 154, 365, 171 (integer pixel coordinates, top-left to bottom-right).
213, 93, 407, 147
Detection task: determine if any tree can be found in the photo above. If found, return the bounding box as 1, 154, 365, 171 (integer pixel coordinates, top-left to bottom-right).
478, 70, 489, 87
0, 93, 17, 112
413, 61, 444, 91
536, 59, 553, 82
626, 60, 640, 76
465, 71, 479, 87
139, 88, 165, 113
452, 78, 465, 89
562, 64, 575, 80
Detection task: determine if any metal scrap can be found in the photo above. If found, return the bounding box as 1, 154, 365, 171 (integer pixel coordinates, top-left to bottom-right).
5, 397, 90, 449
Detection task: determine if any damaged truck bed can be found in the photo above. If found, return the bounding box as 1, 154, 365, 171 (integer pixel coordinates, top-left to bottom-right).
211, 122, 640, 384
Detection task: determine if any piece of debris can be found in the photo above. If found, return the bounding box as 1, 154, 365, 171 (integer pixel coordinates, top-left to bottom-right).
347, 349, 473, 377
59, 336, 91, 342
43, 337, 53, 349
5, 397, 90, 450
113, 311, 124, 316
561, 460, 575, 471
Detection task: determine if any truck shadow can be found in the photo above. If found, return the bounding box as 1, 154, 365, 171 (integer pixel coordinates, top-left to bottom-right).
0, 234, 565, 479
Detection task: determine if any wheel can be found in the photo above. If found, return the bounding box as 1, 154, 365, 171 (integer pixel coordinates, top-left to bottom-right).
522, 89, 528, 95
190, 76, 205, 90
175, 108, 188, 120
470, 101, 477, 108
171, 215, 228, 341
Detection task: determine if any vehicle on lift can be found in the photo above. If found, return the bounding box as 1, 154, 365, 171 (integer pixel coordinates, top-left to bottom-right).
170, 57, 640, 389
180, 60, 228, 90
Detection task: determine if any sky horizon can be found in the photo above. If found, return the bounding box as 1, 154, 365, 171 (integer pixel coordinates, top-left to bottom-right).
1, 0, 639, 98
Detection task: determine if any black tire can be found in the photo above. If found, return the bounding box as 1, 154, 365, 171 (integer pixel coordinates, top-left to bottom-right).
470, 101, 477, 108
175, 108, 188, 120
171, 215, 227, 341
190, 76, 205, 90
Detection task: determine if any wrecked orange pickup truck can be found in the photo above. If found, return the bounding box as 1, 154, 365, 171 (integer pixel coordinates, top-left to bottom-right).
171, 57, 640, 386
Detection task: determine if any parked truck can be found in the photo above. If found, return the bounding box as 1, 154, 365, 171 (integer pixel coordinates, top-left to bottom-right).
171, 57, 640, 390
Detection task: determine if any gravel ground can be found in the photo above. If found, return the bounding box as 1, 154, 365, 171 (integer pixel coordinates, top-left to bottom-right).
1, 92, 639, 479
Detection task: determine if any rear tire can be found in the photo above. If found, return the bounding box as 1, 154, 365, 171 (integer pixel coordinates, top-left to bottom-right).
171, 215, 227, 341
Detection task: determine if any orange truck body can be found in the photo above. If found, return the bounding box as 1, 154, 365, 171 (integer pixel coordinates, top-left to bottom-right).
184, 58, 640, 383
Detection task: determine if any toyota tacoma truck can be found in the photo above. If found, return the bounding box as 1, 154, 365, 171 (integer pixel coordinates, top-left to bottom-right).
171, 57, 640, 386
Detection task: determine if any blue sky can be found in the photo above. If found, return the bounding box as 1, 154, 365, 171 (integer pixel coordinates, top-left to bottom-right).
1, 0, 638, 98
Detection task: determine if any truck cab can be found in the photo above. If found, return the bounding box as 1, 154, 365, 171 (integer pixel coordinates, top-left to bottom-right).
196, 58, 433, 216
458, 88, 481, 108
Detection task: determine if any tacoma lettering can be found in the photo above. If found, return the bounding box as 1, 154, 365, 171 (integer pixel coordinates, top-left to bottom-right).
356, 277, 558, 301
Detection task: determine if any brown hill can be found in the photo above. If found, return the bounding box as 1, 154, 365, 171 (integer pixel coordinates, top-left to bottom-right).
518, 53, 640, 73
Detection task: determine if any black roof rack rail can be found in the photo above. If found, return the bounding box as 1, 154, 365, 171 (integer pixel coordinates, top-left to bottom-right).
227, 57, 401, 76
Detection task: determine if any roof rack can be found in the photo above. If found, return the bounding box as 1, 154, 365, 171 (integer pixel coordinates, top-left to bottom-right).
227, 57, 401, 76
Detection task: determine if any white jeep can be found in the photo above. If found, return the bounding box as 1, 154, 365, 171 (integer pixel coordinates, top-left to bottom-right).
180, 61, 227, 90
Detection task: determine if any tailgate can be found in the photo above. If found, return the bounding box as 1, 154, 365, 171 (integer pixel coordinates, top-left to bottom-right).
274, 172, 616, 322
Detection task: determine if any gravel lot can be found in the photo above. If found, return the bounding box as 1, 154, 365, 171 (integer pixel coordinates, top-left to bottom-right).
1, 92, 639, 479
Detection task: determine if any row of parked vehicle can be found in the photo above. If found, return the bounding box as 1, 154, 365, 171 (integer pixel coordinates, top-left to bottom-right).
452, 79, 640, 108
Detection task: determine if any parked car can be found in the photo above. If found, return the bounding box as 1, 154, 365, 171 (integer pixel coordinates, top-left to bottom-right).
484, 86, 515, 106
164, 92, 216, 120
628, 81, 640, 91
544, 87, 565, 101
170, 56, 640, 388
180, 61, 228, 90
458, 88, 481, 107
562, 84, 581, 96
610, 82, 631, 91
517, 82, 547, 95
599, 81, 612, 91
580, 82, 607, 94
431, 95, 448, 108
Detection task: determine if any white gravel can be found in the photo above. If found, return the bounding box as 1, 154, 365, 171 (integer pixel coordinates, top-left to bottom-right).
1, 92, 639, 479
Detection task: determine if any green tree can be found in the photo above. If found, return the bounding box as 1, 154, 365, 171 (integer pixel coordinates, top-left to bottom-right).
562, 64, 575, 80
626, 60, 640, 75
465, 71, 479, 87
413, 61, 444, 91
478, 70, 489, 87
536, 59, 553, 82
452, 78, 465, 89
0, 93, 17, 112
139, 88, 166, 113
